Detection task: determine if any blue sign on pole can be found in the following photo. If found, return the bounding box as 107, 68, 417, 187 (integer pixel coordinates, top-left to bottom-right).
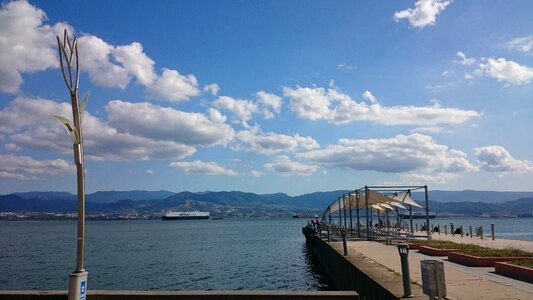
80, 280, 86, 300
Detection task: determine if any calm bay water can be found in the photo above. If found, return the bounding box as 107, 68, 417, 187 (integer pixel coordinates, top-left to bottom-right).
0, 218, 329, 291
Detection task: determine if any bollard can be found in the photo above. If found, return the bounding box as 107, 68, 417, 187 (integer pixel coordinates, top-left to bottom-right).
444, 225, 447, 235
327, 226, 331, 242
341, 230, 348, 256
398, 243, 413, 298
451, 223, 454, 236
460, 225, 463, 237
491, 224, 495, 240
469, 226, 473, 238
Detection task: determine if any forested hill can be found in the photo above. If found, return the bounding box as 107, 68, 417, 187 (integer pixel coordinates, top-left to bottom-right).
1, 190, 532, 217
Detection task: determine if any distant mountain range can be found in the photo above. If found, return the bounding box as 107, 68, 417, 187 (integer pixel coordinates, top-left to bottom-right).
1, 190, 532, 217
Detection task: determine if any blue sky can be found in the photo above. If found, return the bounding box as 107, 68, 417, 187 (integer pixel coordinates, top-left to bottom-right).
1, 0, 532, 195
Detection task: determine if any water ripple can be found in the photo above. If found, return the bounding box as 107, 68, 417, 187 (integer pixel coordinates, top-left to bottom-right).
1, 219, 330, 290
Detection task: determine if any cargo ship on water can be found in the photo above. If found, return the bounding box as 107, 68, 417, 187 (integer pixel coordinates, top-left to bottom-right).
162, 211, 210, 220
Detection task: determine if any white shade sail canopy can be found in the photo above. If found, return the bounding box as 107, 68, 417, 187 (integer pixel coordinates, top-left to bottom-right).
325, 190, 414, 213
388, 201, 406, 209
371, 204, 385, 211
324, 189, 424, 215
390, 192, 423, 208
378, 203, 394, 210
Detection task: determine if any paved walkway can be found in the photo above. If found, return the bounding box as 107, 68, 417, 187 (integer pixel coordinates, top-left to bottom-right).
343, 239, 533, 299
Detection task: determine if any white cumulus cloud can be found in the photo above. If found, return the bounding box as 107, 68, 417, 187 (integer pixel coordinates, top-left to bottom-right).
249, 170, 265, 177
145, 68, 200, 101
264, 156, 317, 176
299, 133, 477, 176
506, 35, 533, 54
362, 90, 377, 104
394, 0, 452, 28
1, 97, 197, 161
237, 126, 319, 155
474, 146, 533, 173
213, 96, 258, 127
169, 160, 237, 176
113, 42, 157, 86
283, 86, 480, 127
106, 100, 235, 147
473, 58, 533, 85
0, 1, 70, 93
0, 1, 204, 100
455, 51, 476, 66
256, 91, 282, 119
203, 83, 220, 96
77, 35, 131, 88
0, 154, 74, 180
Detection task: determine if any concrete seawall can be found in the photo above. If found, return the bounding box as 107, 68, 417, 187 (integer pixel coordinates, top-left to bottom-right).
0, 290, 358, 300
303, 227, 424, 299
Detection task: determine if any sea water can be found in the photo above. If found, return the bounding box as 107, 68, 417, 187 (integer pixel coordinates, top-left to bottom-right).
0, 218, 329, 290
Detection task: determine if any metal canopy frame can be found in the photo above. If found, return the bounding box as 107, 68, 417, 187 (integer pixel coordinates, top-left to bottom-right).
322, 185, 431, 241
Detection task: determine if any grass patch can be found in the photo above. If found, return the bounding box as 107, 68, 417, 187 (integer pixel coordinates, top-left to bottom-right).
411, 239, 463, 249
411, 240, 533, 257
459, 247, 533, 257
510, 260, 533, 268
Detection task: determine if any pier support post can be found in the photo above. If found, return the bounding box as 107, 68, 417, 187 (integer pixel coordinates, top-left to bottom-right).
398, 243, 413, 298
341, 230, 348, 256
469, 226, 473, 238
451, 223, 454, 236
491, 224, 495, 240
460, 225, 463, 237
444, 225, 447, 235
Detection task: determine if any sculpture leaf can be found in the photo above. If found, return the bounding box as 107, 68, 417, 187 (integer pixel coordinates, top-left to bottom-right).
49, 114, 80, 144
79, 91, 90, 121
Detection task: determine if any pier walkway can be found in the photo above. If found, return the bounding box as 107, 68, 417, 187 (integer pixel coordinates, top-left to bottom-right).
340, 237, 533, 299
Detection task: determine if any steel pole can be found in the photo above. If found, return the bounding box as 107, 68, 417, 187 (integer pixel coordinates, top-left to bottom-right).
365, 186, 370, 240
408, 190, 413, 234
338, 197, 342, 230
424, 185, 430, 238
356, 192, 361, 237
349, 195, 353, 235
343, 195, 347, 229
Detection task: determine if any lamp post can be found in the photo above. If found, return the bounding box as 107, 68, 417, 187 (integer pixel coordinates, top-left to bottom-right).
52, 30, 89, 300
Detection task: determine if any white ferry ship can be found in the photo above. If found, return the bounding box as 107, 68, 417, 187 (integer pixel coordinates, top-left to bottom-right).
162, 211, 210, 220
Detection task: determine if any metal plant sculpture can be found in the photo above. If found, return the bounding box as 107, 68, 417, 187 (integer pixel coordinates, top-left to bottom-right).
51, 29, 89, 300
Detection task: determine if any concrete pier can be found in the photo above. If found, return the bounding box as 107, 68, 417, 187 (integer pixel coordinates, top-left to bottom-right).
304, 228, 423, 299
303, 227, 533, 299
